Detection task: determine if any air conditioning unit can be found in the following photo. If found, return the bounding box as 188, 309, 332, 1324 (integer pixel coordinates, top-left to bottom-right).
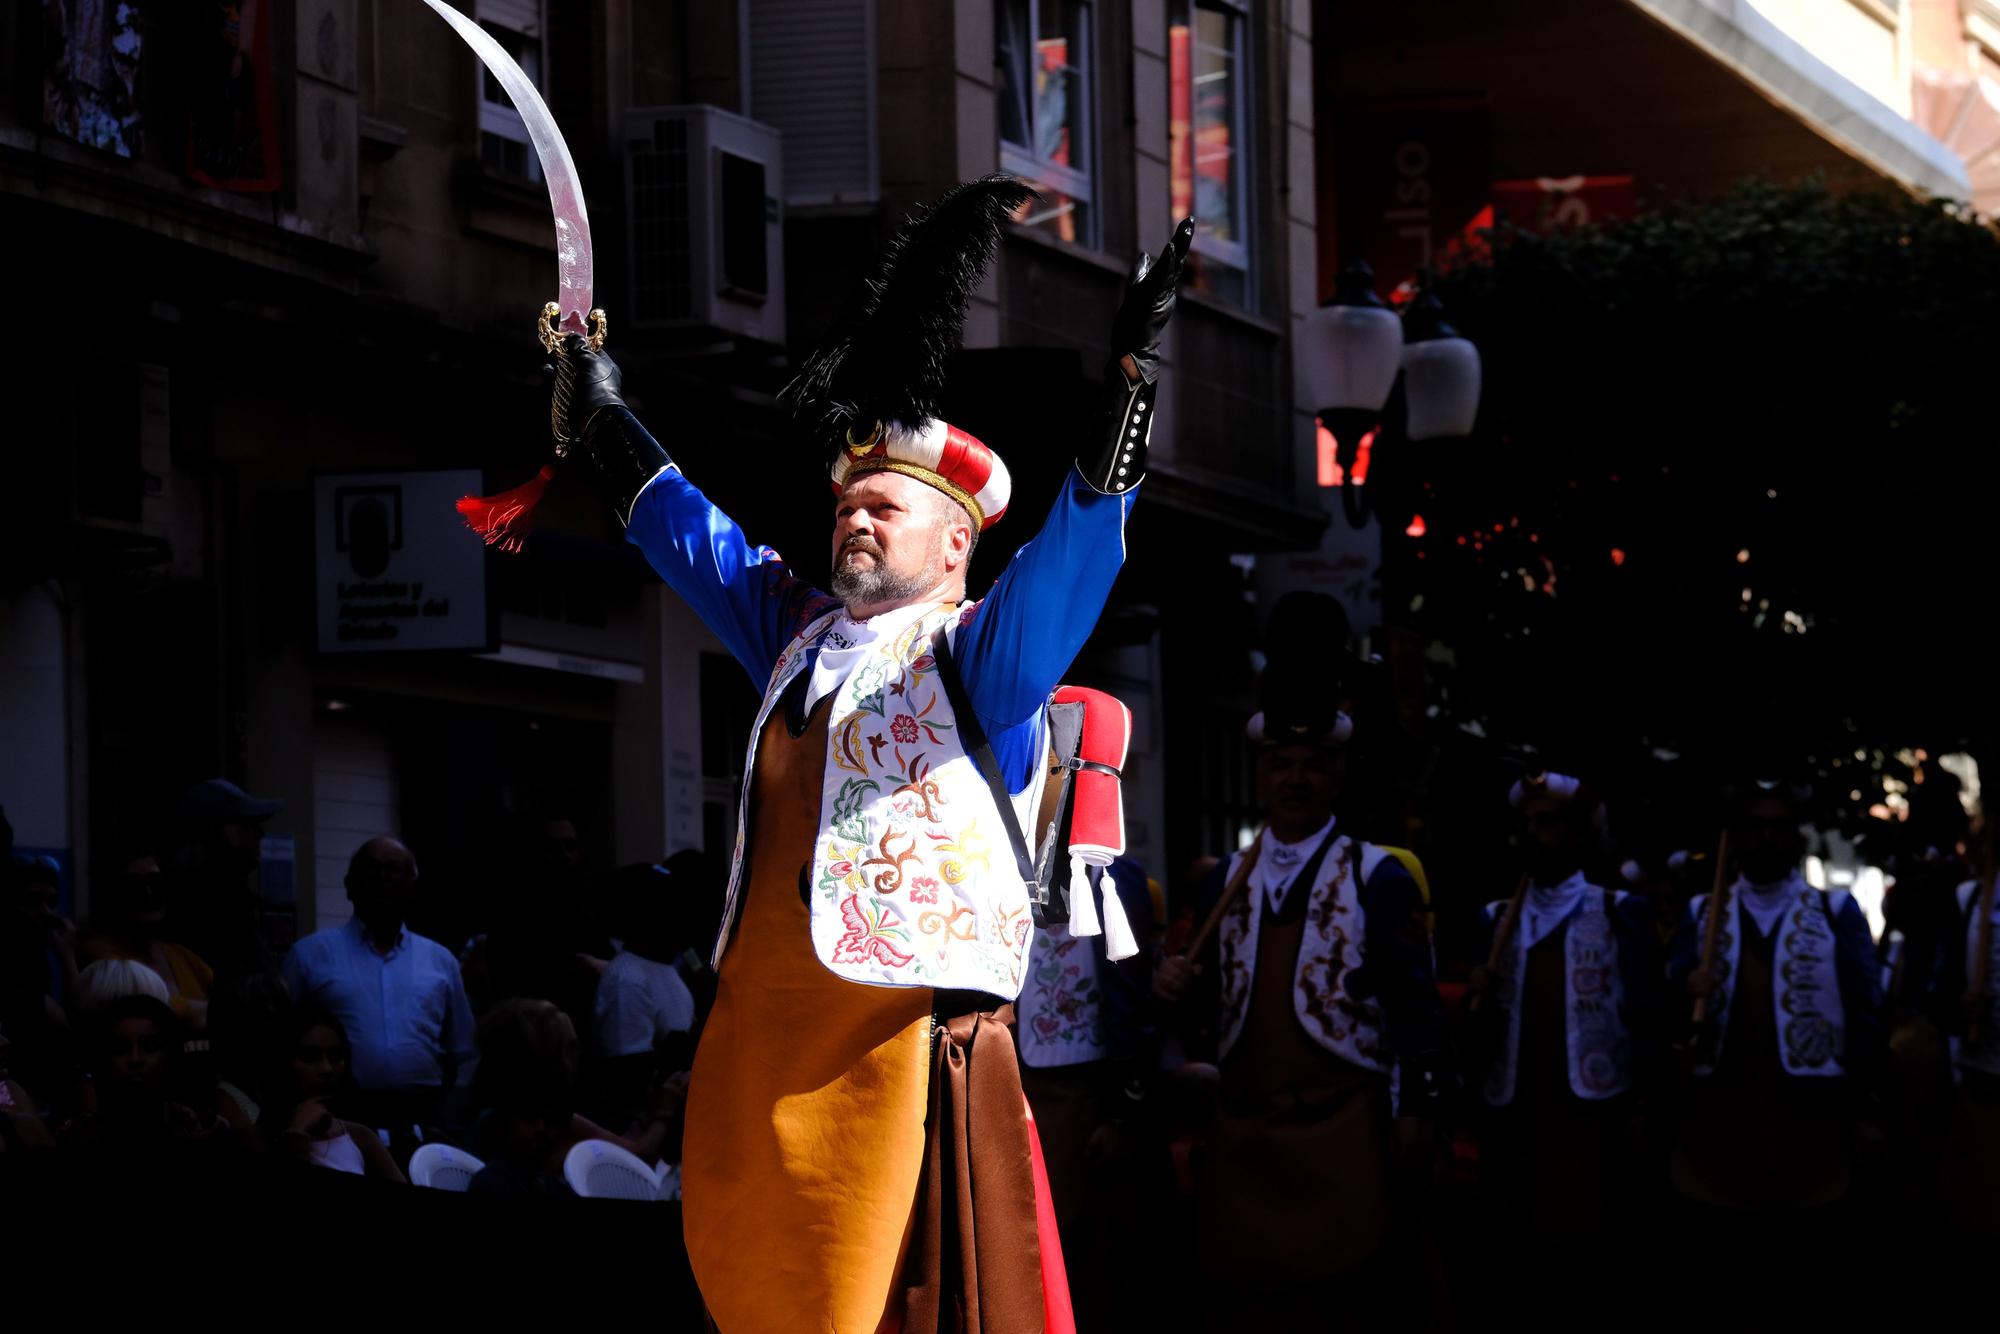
624, 106, 784, 347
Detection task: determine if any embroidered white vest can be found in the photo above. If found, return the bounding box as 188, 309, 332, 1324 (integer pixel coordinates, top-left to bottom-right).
1482, 885, 1631, 1106
1216, 833, 1394, 1070
1016, 921, 1108, 1068
1693, 878, 1848, 1078
713, 602, 1039, 999
1955, 879, 2000, 1076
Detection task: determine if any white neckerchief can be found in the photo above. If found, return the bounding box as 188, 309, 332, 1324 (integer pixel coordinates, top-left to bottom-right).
1738, 870, 1805, 937
1518, 870, 1589, 949
804, 600, 937, 712
1251, 816, 1337, 914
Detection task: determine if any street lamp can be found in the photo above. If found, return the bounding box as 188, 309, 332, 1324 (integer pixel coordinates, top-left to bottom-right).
1400, 282, 1482, 442
1299, 261, 1402, 526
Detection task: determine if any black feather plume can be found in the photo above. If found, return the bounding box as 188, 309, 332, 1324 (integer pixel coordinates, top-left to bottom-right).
784, 175, 1039, 451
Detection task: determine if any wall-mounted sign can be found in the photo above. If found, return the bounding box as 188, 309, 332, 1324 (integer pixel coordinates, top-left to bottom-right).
313, 470, 493, 653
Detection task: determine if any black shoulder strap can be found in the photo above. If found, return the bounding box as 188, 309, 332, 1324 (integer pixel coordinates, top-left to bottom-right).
930, 625, 1044, 908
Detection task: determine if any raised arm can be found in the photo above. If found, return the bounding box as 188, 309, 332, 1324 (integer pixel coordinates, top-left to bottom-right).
554, 340, 836, 683
952, 218, 1194, 732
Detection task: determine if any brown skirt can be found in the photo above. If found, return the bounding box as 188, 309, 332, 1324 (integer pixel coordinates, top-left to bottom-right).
901, 1007, 1049, 1334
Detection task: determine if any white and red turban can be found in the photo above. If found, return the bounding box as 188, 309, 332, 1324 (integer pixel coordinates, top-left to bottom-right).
829, 418, 1013, 531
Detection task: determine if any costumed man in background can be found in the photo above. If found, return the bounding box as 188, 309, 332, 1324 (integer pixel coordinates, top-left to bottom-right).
1468, 772, 1658, 1315
1665, 779, 1883, 1321
1153, 693, 1450, 1330
1943, 830, 2000, 1253
1015, 850, 1156, 1331
553, 175, 1193, 1333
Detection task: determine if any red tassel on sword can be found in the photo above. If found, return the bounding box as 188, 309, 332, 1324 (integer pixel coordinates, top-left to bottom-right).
456, 463, 556, 554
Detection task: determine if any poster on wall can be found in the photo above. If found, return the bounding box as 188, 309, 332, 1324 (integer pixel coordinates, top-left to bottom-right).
42, 0, 144, 158
313, 470, 494, 654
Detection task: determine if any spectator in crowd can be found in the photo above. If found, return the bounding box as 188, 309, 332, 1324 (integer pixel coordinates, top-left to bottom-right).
2, 851, 77, 1100
61, 993, 228, 1150
207, 972, 292, 1136
281, 837, 475, 1135
594, 861, 697, 1128
165, 777, 283, 983
261, 1004, 404, 1182
482, 805, 612, 1038
0, 1025, 55, 1152
469, 997, 683, 1195
80, 844, 214, 1031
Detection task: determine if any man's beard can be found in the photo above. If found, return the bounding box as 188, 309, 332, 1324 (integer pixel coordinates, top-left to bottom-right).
832, 535, 943, 610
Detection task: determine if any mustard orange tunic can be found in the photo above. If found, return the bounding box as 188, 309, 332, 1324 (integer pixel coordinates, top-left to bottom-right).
682, 698, 936, 1334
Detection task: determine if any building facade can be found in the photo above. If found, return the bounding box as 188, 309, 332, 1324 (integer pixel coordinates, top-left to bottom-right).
3, 0, 1327, 939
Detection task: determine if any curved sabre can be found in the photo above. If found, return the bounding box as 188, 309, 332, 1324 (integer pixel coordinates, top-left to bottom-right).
419, 0, 593, 336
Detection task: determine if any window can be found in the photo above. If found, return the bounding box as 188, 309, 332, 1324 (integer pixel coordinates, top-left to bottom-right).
997, 0, 1096, 246
476, 0, 545, 182
1170, 0, 1251, 305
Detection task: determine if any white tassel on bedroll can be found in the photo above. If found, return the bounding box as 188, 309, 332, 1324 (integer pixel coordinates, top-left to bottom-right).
1099, 867, 1139, 962
1069, 853, 1101, 936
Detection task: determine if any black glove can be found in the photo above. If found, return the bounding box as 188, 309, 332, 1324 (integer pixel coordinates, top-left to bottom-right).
551, 334, 672, 526
1079, 217, 1194, 494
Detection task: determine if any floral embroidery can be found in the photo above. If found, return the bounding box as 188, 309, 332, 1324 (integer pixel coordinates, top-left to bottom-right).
832, 715, 870, 775
830, 778, 877, 845
861, 826, 921, 895
832, 894, 914, 968
891, 753, 945, 823
891, 715, 919, 744
909, 876, 940, 905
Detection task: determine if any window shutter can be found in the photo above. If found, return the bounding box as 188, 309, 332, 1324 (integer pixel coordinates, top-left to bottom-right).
749, 0, 878, 205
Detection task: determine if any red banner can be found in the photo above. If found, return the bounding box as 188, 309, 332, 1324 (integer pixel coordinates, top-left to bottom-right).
187, 0, 281, 193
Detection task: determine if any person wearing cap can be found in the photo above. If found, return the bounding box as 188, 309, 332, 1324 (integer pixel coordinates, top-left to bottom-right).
1152, 702, 1450, 1328
551, 177, 1191, 1332
1468, 773, 1659, 1296
1664, 780, 1882, 1302
165, 777, 284, 982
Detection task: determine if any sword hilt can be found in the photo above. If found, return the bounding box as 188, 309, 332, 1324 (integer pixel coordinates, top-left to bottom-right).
539, 302, 607, 355
543, 303, 609, 454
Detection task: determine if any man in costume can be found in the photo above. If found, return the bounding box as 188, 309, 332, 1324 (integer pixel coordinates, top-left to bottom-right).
552, 176, 1192, 1332
1468, 773, 1657, 1307
1014, 854, 1156, 1329
1153, 700, 1449, 1329
1664, 779, 1882, 1321
1942, 835, 2000, 1251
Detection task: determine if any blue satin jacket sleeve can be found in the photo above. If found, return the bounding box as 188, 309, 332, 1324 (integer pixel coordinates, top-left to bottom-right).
626, 431, 1130, 792
954, 469, 1134, 792
622, 416, 840, 684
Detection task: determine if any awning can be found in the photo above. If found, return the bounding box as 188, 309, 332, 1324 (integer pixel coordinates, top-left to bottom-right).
1627, 0, 1972, 201
1912, 67, 2000, 217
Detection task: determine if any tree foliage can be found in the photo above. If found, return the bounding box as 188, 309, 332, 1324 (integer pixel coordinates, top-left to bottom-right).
1382, 179, 2000, 784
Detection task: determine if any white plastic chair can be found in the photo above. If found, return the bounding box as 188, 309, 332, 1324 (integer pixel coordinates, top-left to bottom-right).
409, 1142, 486, 1192
563, 1138, 661, 1201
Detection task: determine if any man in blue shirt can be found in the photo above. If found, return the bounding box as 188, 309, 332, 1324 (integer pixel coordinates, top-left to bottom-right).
282, 836, 475, 1133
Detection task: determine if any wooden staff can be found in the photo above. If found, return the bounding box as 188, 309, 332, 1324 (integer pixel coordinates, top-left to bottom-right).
1182, 831, 1264, 961
1690, 830, 1733, 1030
1466, 873, 1530, 1016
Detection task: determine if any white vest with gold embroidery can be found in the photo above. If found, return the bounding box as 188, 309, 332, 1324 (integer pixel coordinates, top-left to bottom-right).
1216, 833, 1394, 1070
712, 601, 1040, 999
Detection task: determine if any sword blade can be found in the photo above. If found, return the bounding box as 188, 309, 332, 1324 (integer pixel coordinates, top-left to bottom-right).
419, 0, 593, 334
